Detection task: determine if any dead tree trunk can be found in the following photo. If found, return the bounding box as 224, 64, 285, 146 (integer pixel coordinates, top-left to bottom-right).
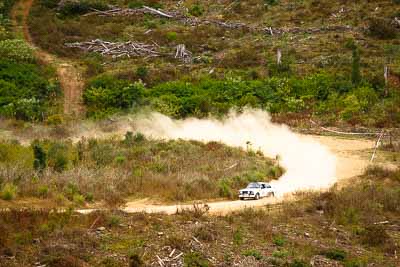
277, 49, 282, 65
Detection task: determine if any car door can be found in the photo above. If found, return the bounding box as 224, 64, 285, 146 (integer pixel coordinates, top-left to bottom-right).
260, 183, 267, 197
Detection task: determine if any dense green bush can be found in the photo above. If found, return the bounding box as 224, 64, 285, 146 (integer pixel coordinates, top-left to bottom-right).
83, 74, 145, 117
0, 60, 57, 121
58, 0, 109, 16
0, 183, 17, 200
0, 39, 35, 62
82, 72, 399, 126
189, 4, 204, 17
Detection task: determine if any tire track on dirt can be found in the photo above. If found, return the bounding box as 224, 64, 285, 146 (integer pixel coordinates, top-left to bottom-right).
11, 0, 85, 117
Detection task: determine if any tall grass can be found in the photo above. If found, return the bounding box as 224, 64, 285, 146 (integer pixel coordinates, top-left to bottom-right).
0, 136, 281, 205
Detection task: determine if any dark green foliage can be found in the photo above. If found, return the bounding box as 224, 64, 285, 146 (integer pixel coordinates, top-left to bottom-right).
47, 143, 69, 172
290, 259, 310, 267
361, 225, 390, 247
0, 0, 17, 17
264, 0, 279, 6
351, 46, 361, 85
39, 0, 60, 9
0, 60, 57, 121
32, 142, 47, 171
129, 253, 143, 267
128, 0, 144, 9
83, 75, 144, 117
242, 249, 263, 260
58, 0, 109, 16
273, 235, 286, 246
322, 248, 347, 261
133, 132, 145, 142
82, 72, 399, 126
136, 66, 148, 80
368, 18, 397, 39
184, 252, 209, 267
189, 4, 204, 17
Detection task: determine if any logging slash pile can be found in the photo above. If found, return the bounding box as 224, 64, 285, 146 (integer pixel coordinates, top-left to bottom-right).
65, 39, 193, 62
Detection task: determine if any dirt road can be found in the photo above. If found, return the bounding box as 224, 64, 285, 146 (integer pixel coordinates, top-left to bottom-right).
11, 0, 85, 117
85, 134, 379, 215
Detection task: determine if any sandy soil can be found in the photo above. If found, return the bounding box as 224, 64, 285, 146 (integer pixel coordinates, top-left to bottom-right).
11, 0, 85, 117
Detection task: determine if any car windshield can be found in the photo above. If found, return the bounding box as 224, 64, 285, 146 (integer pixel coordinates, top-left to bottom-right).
246, 183, 260, 189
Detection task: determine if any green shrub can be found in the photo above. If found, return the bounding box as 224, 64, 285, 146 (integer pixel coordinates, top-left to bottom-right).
115, 155, 126, 164
322, 248, 347, 261
128, 0, 144, 8
264, 0, 279, 6
242, 249, 263, 260
40, 0, 60, 9
129, 253, 143, 267
136, 66, 148, 80
272, 249, 288, 258
0, 183, 17, 200
84, 75, 144, 117
107, 215, 121, 227
166, 31, 178, 41
273, 235, 286, 246
361, 225, 390, 247
218, 179, 233, 198
290, 259, 310, 267
189, 4, 204, 17
14, 231, 33, 245
184, 252, 209, 267
0, 60, 55, 121
64, 182, 80, 200
233, 228, 243, 245
59, 0, 109, 16
351, 46, 361, 85
73, 193, 85, 205
47, 143, 69, 172
368, 17, 397, 39
32, 142, 47, 171
0, 39, 34, 62
133, 132, 146, 142
37, 185, 49, 198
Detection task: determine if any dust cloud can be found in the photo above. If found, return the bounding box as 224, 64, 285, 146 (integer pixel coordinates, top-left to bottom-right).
129, 109, 337, 195
68, 109, 337, 195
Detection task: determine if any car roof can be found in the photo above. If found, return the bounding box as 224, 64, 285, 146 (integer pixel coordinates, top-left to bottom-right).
249, 182, 271, 185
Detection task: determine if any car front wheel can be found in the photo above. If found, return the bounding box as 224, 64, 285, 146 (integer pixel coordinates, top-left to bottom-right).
255, 193, 260, 200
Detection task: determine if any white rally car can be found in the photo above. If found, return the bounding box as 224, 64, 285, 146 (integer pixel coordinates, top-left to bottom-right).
238, 182, 275, 200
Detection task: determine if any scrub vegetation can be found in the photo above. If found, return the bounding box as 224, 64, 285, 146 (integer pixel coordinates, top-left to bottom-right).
0, 135, 282, 206
1, 168, 400, 266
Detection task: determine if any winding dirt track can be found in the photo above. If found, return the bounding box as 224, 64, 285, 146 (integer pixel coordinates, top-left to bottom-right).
78, 134, 378, 215
11, 0, 85, 117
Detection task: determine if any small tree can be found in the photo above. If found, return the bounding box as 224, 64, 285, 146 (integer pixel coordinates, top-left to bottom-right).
351, 46, 361, 85
32, 142, 46, 171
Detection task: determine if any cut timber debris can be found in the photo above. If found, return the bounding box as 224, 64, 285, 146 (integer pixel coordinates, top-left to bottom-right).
83, 6, 177, 18
65, 39, 160, 58
65, 39, 193, 63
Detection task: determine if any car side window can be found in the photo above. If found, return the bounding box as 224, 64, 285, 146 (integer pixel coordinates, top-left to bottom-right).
261, 184, 266, 189
267, 185, 271, 188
